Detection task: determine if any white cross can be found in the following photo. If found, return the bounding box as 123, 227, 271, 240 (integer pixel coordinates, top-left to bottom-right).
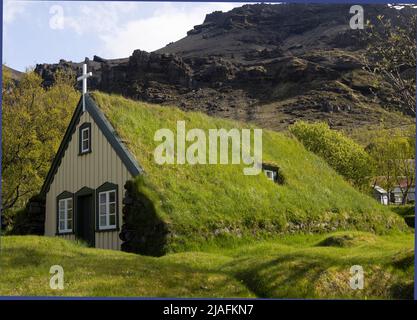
77, 63, 93, 112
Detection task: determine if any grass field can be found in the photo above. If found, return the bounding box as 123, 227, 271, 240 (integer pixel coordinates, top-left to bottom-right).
0, 232, 413, 299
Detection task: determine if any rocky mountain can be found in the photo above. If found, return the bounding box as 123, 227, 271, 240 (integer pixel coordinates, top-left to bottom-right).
34, 3, 415, 131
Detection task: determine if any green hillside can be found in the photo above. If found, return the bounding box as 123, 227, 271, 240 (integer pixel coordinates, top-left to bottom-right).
91, 92, 407, 253
0, 234, 413, 298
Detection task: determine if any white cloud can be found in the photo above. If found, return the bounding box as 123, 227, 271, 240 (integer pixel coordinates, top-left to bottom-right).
4, 0, 28, 24
62, 2, 141, 35
99, 3, 246, 58
58, 2, 246, 58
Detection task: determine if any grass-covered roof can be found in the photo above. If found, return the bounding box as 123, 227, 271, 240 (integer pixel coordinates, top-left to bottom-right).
90, 91, 407, 253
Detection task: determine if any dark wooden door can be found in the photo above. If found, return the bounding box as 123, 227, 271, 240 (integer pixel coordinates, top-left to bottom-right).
76, 194, 95, 247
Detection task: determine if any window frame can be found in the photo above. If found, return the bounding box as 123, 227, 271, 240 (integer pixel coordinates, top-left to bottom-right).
95, 182, 119, 232
56, 191, 74, 235
81, 128, 90, 153
262, 163, 283, 184
79, 122, 92, 155
264, 169, 276, 182
98, 190, 117, 230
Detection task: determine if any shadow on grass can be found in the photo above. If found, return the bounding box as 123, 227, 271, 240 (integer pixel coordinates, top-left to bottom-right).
230, 255, 337, 298
2, 247, 47, 267
224, 251, 414, 299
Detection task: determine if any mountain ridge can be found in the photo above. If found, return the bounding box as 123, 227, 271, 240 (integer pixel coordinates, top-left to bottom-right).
33, 3, 415, 131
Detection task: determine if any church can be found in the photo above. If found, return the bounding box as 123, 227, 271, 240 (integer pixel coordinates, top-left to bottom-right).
41, 65, 142, 250
41, 64, 287, 252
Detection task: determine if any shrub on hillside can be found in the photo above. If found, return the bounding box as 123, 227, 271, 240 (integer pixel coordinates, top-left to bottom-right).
289, 121, 374, 189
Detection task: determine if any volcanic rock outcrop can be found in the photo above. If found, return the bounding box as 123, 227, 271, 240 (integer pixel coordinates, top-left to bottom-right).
34, 3, 415, 131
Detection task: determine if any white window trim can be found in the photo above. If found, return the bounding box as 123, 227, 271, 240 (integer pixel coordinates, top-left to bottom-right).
264, 169, 276, 181
58, 198, 73, 233
81, 127, 90, 153
98, 190, 117, 230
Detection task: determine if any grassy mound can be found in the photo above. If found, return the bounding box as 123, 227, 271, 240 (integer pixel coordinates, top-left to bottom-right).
0, 236, 251, 297
317, 233, 378, 248
392, 249, 414, 270
0, 234, 413, 298
220, 231, 415, 299
91, 92, 408, 253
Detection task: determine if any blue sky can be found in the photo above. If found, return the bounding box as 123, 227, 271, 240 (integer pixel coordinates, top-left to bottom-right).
3, 1, 246, 71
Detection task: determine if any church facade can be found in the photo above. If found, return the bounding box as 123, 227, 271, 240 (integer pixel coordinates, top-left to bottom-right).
41, 93, 141, 250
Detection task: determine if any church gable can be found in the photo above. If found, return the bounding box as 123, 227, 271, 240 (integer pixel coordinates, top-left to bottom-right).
41, 94, 142, 195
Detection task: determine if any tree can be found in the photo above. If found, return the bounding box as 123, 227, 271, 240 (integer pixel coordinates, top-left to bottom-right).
289, 121, 374, 189
364, 10, 416, 116
1, 67, 80, 213
366, 126, 415, 205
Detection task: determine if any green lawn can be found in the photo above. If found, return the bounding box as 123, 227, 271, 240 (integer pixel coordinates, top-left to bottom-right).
0, 232, 413, 299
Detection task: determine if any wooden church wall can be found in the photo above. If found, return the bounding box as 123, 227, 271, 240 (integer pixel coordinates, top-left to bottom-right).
44, 111, 132, 250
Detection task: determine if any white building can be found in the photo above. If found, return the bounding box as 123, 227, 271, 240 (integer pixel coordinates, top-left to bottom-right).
373, 186, 389, 205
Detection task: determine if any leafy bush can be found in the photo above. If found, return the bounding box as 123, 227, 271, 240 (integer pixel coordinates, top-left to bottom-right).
366, 128, 415, 204
391, 205, 415, 218
2, 67, 80, 213
289, 121, 374, 188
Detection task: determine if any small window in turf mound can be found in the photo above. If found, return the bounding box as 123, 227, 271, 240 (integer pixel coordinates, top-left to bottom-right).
262, 163, 285, 184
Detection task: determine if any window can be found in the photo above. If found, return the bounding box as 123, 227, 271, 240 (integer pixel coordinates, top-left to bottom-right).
96, 182, 119, 231
262, 163, 284, 184
81, 128, 90, 152
58, 198, 73, 233
79, 123, 91, 154
98, 190, 117, 230
264, 169, 276, 182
